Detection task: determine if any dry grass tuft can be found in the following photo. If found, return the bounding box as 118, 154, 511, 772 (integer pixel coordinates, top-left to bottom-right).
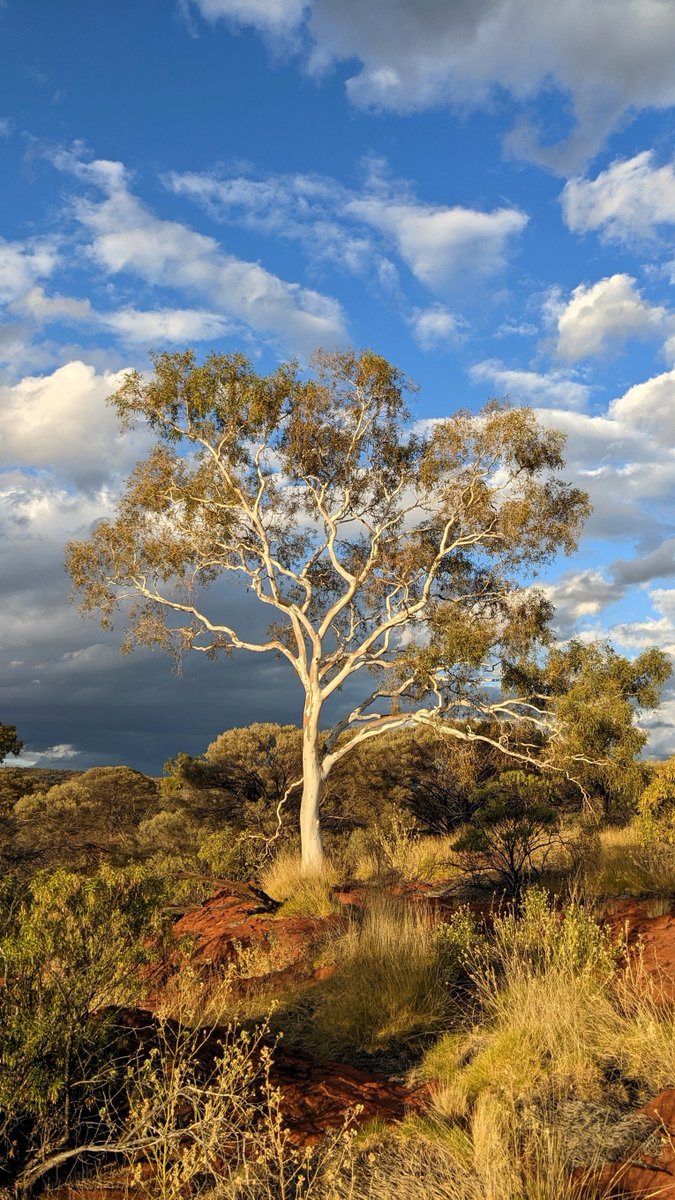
259, 851, 340, 917
583, 823, 675, 899
306, 891, 456, 1057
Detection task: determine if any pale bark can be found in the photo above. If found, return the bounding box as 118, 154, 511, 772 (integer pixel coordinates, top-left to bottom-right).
300, 694, 324, 872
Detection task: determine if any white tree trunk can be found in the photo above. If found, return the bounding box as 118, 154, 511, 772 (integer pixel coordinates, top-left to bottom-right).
300, 696, 324, 872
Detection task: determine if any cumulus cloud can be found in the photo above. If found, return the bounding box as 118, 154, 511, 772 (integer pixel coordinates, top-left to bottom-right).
54, 153, 348, 356
562, 151, 675, 242
607, 590, 675, 658
189, 0, 675, 170
533, 398, 675, 543
547, 274, 669, 363
608, 369, 675, 439
471, 359, 592, 409
409, 304, 465, 349
0, 361, 148, 489
348, 196, 527, 293
542, 568, 624, 636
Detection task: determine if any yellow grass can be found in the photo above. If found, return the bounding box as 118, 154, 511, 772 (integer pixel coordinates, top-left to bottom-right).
259, 850, 340, 917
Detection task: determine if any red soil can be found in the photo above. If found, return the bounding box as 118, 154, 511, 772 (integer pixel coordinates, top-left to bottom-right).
602, 898, 675, 1000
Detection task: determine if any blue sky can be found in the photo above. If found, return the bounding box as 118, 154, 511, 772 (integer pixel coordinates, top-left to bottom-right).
2, 0, 675, 772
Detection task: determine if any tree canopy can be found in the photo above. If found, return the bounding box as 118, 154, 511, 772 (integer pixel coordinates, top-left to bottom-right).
67, 347, 629, 868
0, 724, 23, 765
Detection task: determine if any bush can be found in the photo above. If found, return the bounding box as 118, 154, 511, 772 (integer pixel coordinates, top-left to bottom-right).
637, 756, 675, 844
0, 866, 167, 1186
420, 888, 675, 1138
13, 766, 159, 870
452, 771, 564, 898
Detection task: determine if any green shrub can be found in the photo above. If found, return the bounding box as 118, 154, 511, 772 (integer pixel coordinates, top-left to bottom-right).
452, 772, 563, 899
0, 866, 167, 1185
637, 756, 675, 844
419, 888, 675, 1136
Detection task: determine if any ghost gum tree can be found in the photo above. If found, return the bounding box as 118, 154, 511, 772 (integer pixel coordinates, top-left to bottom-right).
67, 348, 592, 871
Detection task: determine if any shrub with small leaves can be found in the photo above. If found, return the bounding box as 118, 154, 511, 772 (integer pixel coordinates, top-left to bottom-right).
0, 866, 168, 1186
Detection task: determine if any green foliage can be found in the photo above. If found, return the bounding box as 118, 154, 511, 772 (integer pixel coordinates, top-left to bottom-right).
637, 756, 675, 843
532, 641, 671, 816
421, 891, 622, 1117
198, 826, 267, 880
452, 771, 563, 898
0, 866, 167, 1178
0, 722, 23, 764
13, 766, 159, 870
328, 726, 515, 837
0, 767, 79, 809
162, 725, 304, 849
486, 888, 618, 981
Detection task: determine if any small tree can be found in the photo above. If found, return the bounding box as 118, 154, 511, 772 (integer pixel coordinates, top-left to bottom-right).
0, 723, 23, 764
452, 770, 562, 898
519, 639, 672, 819
67, 348, 592, 871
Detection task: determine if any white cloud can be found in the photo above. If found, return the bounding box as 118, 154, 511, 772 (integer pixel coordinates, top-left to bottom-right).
548, 274, 668, 363
191, 0, 675, 170
562, 151, 675, 242
169, 168, 377, 275
608, 590, 675, 657
19, 742, 81, 765
471, 359, 592, 409
170, 165, 526, 295
56, 154, 348, 356
19, 286, 92, 322
543, 568, 623, 635
534, 401, 674, 534
409, 304, 465, 349
0, 361, 147, 489
348, 196, 527, 293
192, 0, 306, 35
0, 237, 58, 306
609, 369, 675, 439
103, 306, 234, 344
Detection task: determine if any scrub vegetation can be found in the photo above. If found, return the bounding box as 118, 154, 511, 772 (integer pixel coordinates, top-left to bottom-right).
2, 348, 675, 1197
3, 732, 675, 1198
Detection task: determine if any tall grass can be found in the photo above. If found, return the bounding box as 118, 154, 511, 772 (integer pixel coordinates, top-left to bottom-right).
308, 1100, 616, 1200
306, 892, 461, 1057
422, 889, 675, 1142
349, 816, 458, 883
583, 823, 675, 898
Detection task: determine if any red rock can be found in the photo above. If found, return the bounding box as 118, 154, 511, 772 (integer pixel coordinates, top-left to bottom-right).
267, 1046, 428, 1146
145, 882, 345, 1005
602, 899, 675, 1002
